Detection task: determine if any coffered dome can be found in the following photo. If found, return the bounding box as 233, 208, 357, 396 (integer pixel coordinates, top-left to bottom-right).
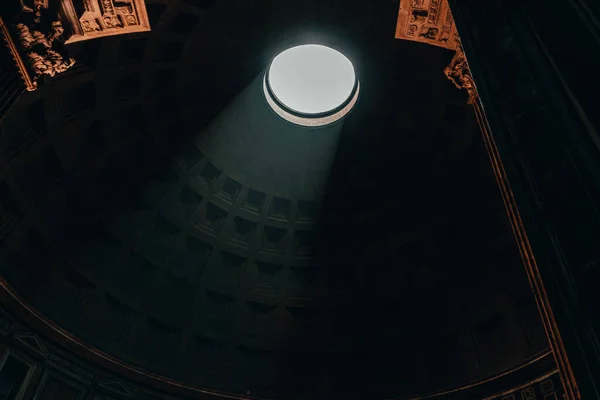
0, 0, 548, 399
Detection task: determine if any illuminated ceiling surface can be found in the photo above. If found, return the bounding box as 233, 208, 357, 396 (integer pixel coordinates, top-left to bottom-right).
0, 0, 549, 399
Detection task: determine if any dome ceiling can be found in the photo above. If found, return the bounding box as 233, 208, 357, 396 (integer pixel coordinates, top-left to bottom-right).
0, 0, 548, 399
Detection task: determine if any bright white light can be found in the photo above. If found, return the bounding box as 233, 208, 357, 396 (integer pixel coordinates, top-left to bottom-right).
268, 44, 356, 115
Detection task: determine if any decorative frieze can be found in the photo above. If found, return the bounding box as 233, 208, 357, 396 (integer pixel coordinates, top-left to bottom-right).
395, 0, 460, 50
58, 0, 150, 43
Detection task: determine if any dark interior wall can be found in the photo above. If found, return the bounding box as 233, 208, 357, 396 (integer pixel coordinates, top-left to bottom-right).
448, 0, 600, 397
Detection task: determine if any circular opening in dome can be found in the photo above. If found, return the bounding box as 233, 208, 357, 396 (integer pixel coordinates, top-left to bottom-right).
264, 44, 359, 127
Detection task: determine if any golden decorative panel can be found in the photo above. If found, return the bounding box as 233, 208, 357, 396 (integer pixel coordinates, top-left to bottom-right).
395, 0, 459, 50
58, 0, 151, 43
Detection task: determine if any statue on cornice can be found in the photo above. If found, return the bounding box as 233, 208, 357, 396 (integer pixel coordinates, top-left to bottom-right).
444, 47, 478, 104
13, 0, 75, 83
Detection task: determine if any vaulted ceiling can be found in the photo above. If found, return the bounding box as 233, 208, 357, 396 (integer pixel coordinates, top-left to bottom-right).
0, 0, 548, 399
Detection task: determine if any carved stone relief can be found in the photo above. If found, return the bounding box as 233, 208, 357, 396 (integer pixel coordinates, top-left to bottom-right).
58, 0, 150, 43
395, 0, 460, 50
444, 46, 478, 103
5, 0, 76, 89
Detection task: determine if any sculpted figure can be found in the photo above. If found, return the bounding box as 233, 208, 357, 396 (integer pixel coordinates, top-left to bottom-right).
14, 0, 75, 83
444, 48, 478, 103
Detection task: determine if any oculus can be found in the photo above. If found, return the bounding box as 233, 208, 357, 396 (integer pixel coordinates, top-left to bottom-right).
264, 44, 359, 127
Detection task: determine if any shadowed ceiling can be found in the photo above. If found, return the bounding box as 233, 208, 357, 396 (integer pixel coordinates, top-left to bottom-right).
0, 0, 548, 399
